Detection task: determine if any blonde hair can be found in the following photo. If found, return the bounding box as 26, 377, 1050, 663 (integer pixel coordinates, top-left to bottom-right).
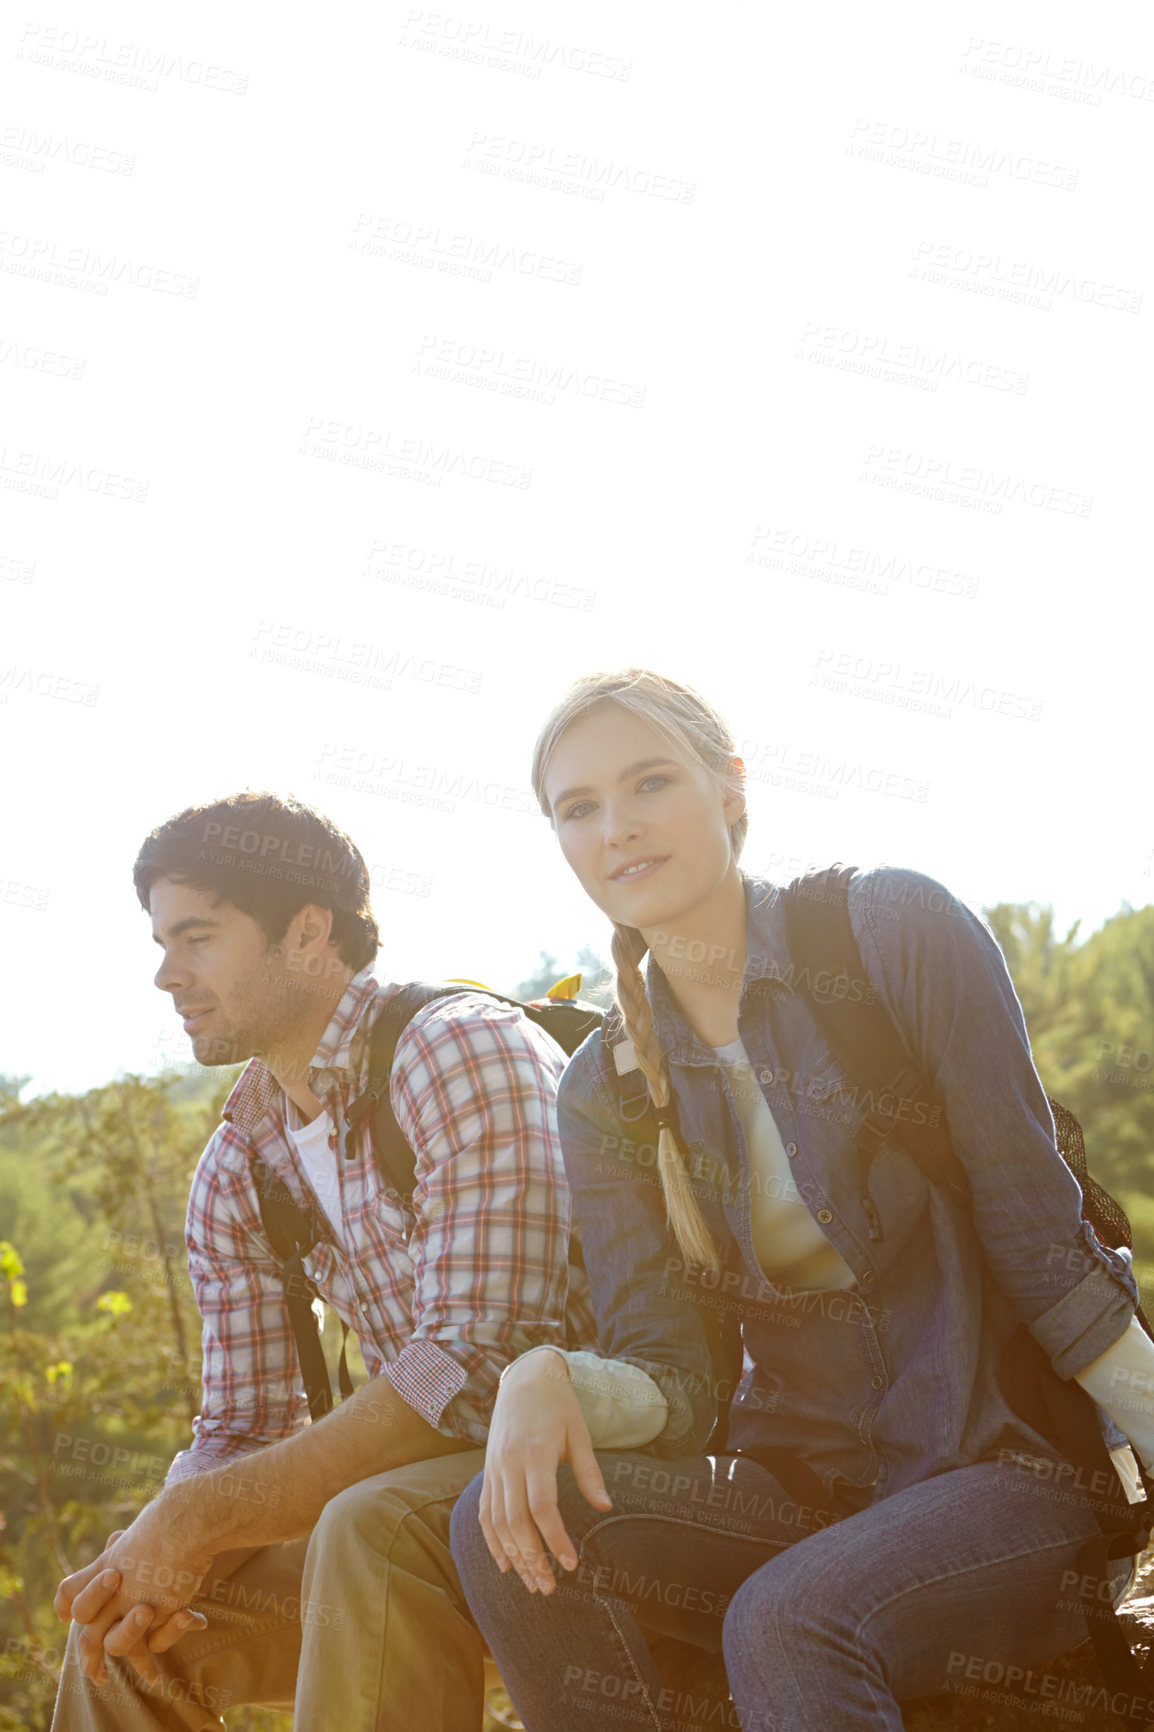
533, 669, 746, 1272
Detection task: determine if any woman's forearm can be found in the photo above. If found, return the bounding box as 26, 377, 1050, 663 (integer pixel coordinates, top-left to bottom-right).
505, 1347, 668, 1448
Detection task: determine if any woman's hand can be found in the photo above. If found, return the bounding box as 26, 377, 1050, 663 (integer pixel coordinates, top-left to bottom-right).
480, 1350, 613, 1594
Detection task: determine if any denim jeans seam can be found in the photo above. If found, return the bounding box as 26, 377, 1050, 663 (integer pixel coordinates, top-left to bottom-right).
727, 1569, 810, 1732
851, 1528, 1094, 1648
576, 1520, 661, 1732
584, 1510, 789, 1551
577, 1512, 778, 1732
597, 1595, 665, 1732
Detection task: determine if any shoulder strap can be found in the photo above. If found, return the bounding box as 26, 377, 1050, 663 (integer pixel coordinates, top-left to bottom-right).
782, 865, 967, 1215
598, 1004, 673, 1160
249, 1153, 334, 1423
351, 982, 606, 1207
347, 983, 458, 1206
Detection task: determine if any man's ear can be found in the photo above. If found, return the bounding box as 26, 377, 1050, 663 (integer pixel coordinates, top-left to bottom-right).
283, 903, 337, 960
296, 904, 334, 947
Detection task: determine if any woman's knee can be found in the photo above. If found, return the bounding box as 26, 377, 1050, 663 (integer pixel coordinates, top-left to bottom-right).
723, 1540, 850, 1661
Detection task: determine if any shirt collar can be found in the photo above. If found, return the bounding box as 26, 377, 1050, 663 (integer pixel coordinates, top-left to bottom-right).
645, 874, 796, 1065
310, 966, 380, 1072
222, 966, 380, 1136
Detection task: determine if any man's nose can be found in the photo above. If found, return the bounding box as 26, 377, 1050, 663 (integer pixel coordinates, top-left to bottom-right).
154, 952, 189, 993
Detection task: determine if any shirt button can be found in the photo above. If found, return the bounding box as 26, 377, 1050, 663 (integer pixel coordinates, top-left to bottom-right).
817, 1209, 833, 1224
759, 1069, 774, 1085
871, 1375, 884, 1391
785, 1142, 798, 1158
860, 1270, 876, 1286
360, 1301, 371, 1314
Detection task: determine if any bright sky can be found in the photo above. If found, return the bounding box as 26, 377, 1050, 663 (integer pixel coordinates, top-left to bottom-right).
3, 3, 1151, 1098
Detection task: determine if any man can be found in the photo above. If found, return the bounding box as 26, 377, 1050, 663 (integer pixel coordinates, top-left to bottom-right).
52, 791, 595, 1730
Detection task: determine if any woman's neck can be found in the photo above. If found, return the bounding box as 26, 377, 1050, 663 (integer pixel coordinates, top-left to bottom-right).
641, 869, 747, 1048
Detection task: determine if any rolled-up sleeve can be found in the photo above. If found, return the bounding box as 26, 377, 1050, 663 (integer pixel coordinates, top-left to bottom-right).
1032, 1259, 1139, 1380
853, 866, 1138, 1379
383, 994, 573, 1444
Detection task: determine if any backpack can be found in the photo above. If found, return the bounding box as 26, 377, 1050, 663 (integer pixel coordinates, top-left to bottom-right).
600, 864, 1153, 1698
250, 979, 603, 1424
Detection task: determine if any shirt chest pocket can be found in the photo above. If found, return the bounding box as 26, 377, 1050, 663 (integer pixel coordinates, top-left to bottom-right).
801, 1051, 864, 1133
306, 1220, 414, 1316
366, 1188, 413, 1246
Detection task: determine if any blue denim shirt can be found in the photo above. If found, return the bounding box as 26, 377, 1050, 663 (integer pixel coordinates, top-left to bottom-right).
556, 868, 1139, 1502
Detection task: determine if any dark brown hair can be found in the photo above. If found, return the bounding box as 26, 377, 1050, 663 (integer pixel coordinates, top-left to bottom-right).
133, 792, 379, 971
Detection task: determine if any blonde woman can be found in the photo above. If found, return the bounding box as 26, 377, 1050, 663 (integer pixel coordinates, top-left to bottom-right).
450, 669, 1152, 1731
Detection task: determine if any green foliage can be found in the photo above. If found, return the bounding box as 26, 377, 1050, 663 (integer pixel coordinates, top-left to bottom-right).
985, 902, 1154, 1259
0, 1069, 231, 1729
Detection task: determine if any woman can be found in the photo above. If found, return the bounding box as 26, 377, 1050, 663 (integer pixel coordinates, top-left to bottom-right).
450, 669, 1153, 1731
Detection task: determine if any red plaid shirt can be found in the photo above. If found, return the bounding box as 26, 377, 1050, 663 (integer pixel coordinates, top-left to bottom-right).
168, 970, 597, 1481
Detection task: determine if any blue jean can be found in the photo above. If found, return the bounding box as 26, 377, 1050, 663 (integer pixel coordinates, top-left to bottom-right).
451, 1450, 1115, 1731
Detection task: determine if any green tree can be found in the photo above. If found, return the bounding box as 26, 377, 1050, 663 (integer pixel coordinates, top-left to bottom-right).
985, 901, 1154, 1300
0, 1072, 227, 1730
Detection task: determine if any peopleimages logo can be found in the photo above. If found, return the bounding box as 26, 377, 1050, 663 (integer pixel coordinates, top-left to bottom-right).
746, 526, 979, 602
912, 240, 1143, 314
198, 821, 352, 873
847, 118, 1079, 190
0, 230, 198, 297
314, 744, 537, 817
350, 213, 583, 286
399, 13, 632, 82
16, 22, 250, 94
363, 538, 596, 612
859, 445, 1092, 517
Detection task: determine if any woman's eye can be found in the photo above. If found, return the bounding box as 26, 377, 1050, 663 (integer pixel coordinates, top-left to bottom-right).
638, 775, 670, 794
564, 801, 595, 821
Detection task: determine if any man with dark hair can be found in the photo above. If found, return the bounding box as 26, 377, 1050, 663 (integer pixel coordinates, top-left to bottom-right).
52, 791, 594, 1731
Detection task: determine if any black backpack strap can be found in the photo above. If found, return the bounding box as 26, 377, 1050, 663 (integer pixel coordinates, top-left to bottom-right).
246, 989, 455, 1422
345, 982, 462, 1208
351, 982, 605, 1210
249, 1154, 334, 1423
783, 865, 967, 1239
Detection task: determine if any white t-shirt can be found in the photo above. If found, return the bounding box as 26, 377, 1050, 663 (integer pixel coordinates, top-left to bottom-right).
285, 1106, 346, 1249
713, 1035, 857, 1291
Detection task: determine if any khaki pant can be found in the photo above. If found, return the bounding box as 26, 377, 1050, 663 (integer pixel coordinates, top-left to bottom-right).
51, 1450, 489, 1732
